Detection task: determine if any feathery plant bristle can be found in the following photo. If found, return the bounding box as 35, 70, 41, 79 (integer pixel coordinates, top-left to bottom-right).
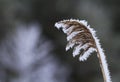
55, 19, 112, 82
55, 19, 97, 61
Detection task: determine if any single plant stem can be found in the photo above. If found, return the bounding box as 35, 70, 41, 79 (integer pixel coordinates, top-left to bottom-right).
97, 52, 106, 82
96, 48, 108, 82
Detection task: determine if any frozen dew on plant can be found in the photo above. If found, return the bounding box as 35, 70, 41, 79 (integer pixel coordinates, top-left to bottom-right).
55, 19, 97, 61
55, 19, 112, 82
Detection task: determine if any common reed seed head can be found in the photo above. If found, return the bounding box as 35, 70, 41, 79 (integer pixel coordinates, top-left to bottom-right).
55, 19, 97, 61
55, 19, 112, 82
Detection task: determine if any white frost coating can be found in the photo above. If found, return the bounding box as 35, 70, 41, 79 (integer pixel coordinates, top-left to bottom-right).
55, 22, 62, 29
55, 19, 88, 34
72, 43, 89, 57
72, 45, 81, 57
93, 35, 111, 82
62, 28, 67, 33
61, 19, 87, 26
66, 43, 75, 51
67, 31, 83, 41
55, 22, 65, 29
61, 19, 89, 28
79, 48, 96, 61
55, 22, 68, 33
76, 19, 111, 82
79, 20, 88, 27
63, 26, 75, 34
66, 26, 75, 34
83, 20, 112, 82
55, 19, 112, 82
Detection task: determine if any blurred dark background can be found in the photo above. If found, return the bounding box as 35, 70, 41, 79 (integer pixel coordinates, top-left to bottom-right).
0, 0, 120, 82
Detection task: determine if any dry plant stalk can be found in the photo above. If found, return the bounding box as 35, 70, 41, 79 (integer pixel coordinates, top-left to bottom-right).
55, 19, 112, 82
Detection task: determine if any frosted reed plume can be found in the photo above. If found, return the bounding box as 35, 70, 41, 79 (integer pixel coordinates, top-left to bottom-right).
55, 19, 112, 82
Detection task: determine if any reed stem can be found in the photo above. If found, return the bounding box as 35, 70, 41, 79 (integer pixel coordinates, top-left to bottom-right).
96, 48, 109, 82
